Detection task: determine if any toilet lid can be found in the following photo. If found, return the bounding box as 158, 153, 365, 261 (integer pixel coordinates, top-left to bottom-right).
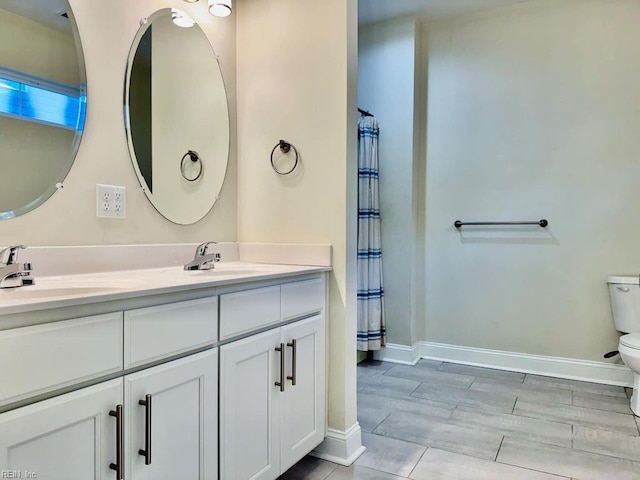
620, 334, 640, 349
608, 275, 640, 285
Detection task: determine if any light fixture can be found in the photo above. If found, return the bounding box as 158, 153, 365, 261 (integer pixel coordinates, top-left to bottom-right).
182, 0, 199, 2
171, 9, 196, 28
208, 0, 232, 17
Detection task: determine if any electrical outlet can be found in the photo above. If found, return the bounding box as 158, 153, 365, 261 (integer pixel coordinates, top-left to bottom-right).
97, 184, 126, 218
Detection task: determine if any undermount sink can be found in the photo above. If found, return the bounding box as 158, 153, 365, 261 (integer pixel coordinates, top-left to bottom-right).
184, 264, 282, 276
0, 286, 122, 300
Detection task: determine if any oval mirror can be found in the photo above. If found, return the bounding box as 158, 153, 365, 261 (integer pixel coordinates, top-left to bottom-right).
0, 0, 86, 219
125, 8, 230, 225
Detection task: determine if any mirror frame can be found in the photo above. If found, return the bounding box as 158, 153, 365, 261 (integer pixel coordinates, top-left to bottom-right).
0, 4, 87, 219
123, 8, 231, 225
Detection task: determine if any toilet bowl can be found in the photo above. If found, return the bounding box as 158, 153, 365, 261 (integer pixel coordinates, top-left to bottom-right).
619, 334, 640, 414
607, 276, 640, 415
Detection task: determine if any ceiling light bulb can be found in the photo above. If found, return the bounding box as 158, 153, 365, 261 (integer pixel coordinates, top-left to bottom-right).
171, 9, 196, 28
208, 0, 232, 17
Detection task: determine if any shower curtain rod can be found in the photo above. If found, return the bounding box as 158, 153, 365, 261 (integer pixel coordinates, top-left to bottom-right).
358, 107, 374, 117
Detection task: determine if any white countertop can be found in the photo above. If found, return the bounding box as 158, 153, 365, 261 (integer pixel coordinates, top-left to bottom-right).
0, 262, 330, 316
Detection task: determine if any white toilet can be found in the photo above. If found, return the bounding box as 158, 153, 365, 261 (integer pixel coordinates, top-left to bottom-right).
607, 275, 640, 415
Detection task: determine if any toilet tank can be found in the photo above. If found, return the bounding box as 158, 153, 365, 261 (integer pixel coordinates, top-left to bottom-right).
608, 275, 640, 334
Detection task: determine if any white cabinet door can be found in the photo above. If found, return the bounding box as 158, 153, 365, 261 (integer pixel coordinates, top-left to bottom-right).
124, 349, 217, 480
220, 329, 282, 480
0, 379, 123, 480
280, 315, 326, 472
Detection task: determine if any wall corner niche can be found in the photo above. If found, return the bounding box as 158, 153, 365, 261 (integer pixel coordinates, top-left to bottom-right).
124, 8, 230, 225
0, 0, 87, 219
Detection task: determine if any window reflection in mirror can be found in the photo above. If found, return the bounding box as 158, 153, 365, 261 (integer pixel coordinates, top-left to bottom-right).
0, 0, 86, 219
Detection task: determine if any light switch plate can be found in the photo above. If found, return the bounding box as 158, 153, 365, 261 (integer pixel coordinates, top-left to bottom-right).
96, 184, 126, 218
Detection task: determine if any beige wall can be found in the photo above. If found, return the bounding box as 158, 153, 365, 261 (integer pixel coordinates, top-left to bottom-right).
0, 0, 237, 244
423, 0, 640, 361
236, 0, 359, 432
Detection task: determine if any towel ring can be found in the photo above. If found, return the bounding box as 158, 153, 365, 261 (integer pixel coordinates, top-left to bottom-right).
181, 150, 203, 182
270, 140, 299, 176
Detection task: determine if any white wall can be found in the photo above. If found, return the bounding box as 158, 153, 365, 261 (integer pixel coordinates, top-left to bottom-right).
236, 0, 359, 437
0, 0, 237, 245
423, 0, 640, 361
358, 19, 419, 346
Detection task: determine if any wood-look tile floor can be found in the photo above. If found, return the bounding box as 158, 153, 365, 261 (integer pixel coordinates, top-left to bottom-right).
278, 359, 640, 480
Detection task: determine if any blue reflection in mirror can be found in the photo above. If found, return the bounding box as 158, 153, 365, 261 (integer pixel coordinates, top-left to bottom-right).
0, 66, 86, 132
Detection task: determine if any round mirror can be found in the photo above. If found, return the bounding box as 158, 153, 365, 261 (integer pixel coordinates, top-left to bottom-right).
0, 0, 86, 219
125, 9, 230, 225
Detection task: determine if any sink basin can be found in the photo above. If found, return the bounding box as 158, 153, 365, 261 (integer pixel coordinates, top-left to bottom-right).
185, 264, 282, 276
46, 276, 146, 288
0, 286, 121, 300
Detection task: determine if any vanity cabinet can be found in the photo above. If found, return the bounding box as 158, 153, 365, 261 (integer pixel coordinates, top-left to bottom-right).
0, 349, 217, 480
124, 297, 218, 369
279, 316, 326, 471
220, 282, 326, 480
0, 379, 122, 479
0, 270, 327, 480
220, 328, 282, 480
0, 312, 123, 408
125, 349, 217, 480
0, 296, 219, 480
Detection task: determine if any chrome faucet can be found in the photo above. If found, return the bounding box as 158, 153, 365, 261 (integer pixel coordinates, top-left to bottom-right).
184, 242, 222, 271
0, 245, 35, 288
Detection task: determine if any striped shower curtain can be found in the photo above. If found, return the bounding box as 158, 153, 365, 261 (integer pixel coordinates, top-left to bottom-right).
357, 115, 386, 351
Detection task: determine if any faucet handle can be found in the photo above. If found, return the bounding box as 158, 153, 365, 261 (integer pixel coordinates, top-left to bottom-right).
0, 245, 26, 265
195, 241, 218, 257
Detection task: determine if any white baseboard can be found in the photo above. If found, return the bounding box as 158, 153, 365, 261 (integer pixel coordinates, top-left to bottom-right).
311, 423, 366, 466
373, 343, 421, 365
420, 341, 634, 387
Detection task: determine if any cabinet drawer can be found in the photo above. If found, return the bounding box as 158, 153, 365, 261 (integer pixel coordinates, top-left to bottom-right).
220, 286, 281, 340
281, 277, 325, 321
0, 313, 123, 407
125, 296, 218, 368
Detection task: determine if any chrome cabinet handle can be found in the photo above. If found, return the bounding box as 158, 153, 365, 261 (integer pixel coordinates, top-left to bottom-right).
109, 404, 124, 480
617, 286, 630, 292
275, 343, 285, 392
287, 339, 297, 386
138, 394, 152, 465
